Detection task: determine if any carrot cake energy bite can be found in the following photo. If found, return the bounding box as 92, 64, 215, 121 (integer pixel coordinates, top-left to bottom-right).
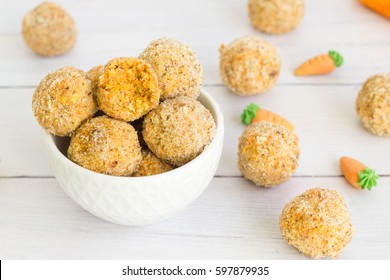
68, 116, 142, 176
220, 36, 281, 96
238, 122, 299, 187
356, 73, 390, 136
32, 66, 97, 136
139, 37, 203, 100
248, 0, 304, 35
142, 97, 216, 166
22, 2, 77, 56
279, 188, 353, 259
97, 57, 160, 122
133, 149, 173, 177
87, 65, 104, 97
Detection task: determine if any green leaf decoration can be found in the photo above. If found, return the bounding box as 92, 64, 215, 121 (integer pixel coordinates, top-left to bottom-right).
328, 50, 344, 67
358, 168, 379, 191
241, 103, 260, 125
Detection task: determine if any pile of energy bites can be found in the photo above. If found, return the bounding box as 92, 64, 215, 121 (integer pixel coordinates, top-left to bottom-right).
32, 37, 216, 177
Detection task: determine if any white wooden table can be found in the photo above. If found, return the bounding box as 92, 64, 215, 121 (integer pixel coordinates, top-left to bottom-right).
1, 0, 389, 259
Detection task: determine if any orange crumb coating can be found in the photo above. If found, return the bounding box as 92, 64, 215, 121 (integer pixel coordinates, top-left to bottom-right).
279, 188, 353, 259
219, 36, 281, 96
22, 2, 76, 56
356, 73, 390, 137
32, 66, 97, 136
97, 57, 160, 122
139, 37, 203, 100
133, 149, 173, 177
87, 65, 104, 99
68, 116, 142, 176
248, 0, 304, 35
238, 121, 299, 187
142, 97, 216, 166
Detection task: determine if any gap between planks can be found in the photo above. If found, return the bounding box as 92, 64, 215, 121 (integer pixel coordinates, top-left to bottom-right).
0, 83, 363, 89
1, 174, 390, 179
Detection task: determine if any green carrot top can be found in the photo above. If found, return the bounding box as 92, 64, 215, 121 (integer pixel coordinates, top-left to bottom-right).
241, 103, 260, 125
328, 50, 344, 67
358, 168, 379, 191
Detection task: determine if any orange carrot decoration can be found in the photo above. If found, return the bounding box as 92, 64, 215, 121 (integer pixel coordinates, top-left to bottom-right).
359, 0, 390, 19
241, 103, 295, 131
295, 50, 343, 76
340, 156, 379, 190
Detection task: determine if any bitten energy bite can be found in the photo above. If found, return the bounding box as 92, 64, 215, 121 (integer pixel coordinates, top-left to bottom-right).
22, 2, 77, 56
248, 0, 304, 35
32, 66, 97, 136
133, 149, 173, 177
238, 122, 299, 187
219, 36, 281, 96
356, 73, 390, 136
279, 188, 353, 259
97, 57, 160, 122
139, 37, 203, 100
143, 97, 216, 166
68, 116, 142, 176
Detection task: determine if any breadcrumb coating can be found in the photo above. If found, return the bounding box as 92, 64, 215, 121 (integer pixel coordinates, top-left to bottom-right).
87, 65, 104, 100
142, 97, 216, 166
279, 188, 353, 259
32, 66, 97, 136
356, 73, 390, 136
139, 37, 203, 100
133, 149, 173, 177
97, 57, 160, 122
68, 116, 142, 176
220, 36, 281, 95
22, 2, 77, 56
238, 121, 299, 187
248, 0, 304, 35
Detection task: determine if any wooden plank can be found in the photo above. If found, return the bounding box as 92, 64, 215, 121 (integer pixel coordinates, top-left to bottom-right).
0, 0, 389, 87
0, 177, 389, 259
1, 86, 389, 177
211, 85, 390, 177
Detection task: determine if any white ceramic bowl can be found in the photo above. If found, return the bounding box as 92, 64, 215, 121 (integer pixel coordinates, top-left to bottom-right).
45, 89, 224, 226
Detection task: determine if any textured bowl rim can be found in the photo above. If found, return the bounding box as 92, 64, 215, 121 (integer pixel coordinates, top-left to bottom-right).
45, 89, 224, 182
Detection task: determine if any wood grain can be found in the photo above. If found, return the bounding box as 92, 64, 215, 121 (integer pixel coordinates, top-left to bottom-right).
0, 0, 389, 259
1, 177, 389, 259
0, 0, 389, 87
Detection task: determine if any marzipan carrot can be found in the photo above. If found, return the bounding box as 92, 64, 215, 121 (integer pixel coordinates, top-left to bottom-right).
340, 156, 379, 190
295, 50, 343, 76
241, 103, 295, 131
359, 0, 390, 19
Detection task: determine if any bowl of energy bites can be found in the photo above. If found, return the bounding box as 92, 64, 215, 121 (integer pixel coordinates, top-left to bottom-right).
33, 38, 224, 226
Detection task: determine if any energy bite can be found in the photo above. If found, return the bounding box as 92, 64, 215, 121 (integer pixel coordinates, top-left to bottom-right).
87, 65, 104, 97
356, 73, 390, 136
139, 37, 203, 100
68, 116, 142, 176
32, 66, 96, 136
97, 57, 160, 122
279, 188, 353, 259
143, 97, 216, 166
22, 2, 77, 56
219, 36, 281, 95
238, 121, 299, 187
248, 0, 304, 35
133, 149, 173, 177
